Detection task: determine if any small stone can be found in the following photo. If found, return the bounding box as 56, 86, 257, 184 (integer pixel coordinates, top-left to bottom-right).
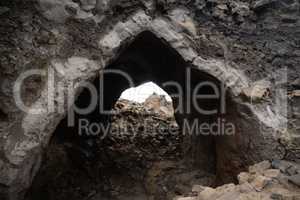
242, 82, 271, 103
271, 160, 295, 174
286, 166, 298, 176
217, 4, 228, 10
37, 0, 79, 23
264, 169, 281, 179
143, 0, 155, 10
75, 9, 94, 19
95, 0, 111, 14
192, 185, 205, 193
288, 174, 300, 187
239, 182, 254, 193
198, 187, 216, 200
249, 161, 271, 174
251, 175, 272, 191
238, 172, 250, 184
169, 9, 197, 37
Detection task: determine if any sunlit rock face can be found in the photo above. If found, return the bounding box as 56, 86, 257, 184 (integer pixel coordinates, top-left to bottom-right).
143, 93, 174, 118
1, 0, 300, 199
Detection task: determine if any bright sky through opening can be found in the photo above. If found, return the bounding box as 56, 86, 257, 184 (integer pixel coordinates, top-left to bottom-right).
120, 82, 172, 103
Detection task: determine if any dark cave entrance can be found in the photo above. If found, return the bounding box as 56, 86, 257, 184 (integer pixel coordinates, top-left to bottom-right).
26, 31, 246, 200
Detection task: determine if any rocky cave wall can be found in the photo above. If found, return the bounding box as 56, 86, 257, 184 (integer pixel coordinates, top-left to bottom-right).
0, 0, 300, 199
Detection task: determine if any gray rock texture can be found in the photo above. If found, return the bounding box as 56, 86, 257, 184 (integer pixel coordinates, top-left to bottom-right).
0, 0, 299, 199
176, 160, 300, 200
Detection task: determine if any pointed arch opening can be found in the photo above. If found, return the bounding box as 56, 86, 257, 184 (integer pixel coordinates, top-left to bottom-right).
26, 31, 259, 200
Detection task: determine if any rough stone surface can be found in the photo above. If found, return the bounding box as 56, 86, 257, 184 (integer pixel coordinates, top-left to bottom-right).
263, 169, 280, 178
249, 161, 272, 174
0, 0, 299, 199
288, 174, 300, 187
241, 81, 271, 103
180, 160, 300, 200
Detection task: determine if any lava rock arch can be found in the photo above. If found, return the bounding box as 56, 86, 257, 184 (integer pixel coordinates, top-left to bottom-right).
0, 10, 283, 200
29, 30, 272, 197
